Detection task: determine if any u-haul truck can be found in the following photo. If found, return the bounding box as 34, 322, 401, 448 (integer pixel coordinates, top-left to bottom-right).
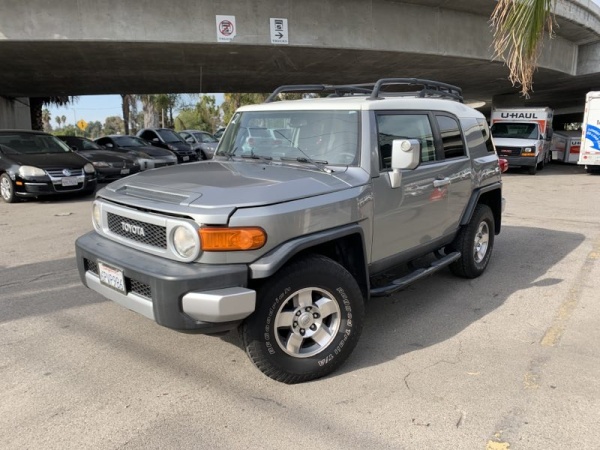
490, 107, 553, 175
578, 91, 600, 174
551, 130, 581, 164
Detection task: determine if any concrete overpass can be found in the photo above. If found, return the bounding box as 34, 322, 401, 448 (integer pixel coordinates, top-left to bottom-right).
0, 0, 599, 127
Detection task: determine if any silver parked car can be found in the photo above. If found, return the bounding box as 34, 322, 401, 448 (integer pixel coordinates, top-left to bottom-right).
179, 130, 219, 160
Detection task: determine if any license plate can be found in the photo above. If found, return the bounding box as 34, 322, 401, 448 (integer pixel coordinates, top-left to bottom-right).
183, 156, 190, 161
61, 176, 78, 186
98, 261, 126, 294
120, 168, 130, 175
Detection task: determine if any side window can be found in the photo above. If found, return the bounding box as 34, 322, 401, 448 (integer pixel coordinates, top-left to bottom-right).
435, 115, 465, 159
140, 131, 154, 140
477, 118, 496, 153
376, 114, 435, 170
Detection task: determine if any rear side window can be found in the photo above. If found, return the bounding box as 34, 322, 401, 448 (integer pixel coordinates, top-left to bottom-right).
376, 114, 435, 169
477, 118, 496, 153
435, 115, 465, 158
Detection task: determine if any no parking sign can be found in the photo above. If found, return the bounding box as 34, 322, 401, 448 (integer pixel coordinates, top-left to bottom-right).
216, 15, 236, 42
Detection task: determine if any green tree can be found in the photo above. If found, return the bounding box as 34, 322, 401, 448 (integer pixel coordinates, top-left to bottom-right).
491, 0, 555, 98
55, 116, 61, 129
87, 120, 103, 139
221, 93, 268, 126
175, 95, 220, 132
103, 115, 125, 135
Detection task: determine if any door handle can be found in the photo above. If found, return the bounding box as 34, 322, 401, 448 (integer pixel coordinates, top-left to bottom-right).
433, 178, 450, 188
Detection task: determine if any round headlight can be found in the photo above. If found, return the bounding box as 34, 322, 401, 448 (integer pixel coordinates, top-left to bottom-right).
173, 226, 198, 259
92, 203, 101, 229
18, 165, 46, 178
83, 163, 95, 174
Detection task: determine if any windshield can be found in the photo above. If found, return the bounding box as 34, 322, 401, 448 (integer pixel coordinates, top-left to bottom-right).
216, 110, 360, 166
0, 132, 72, 154
114, 136, 147, 147
193, 132, 218, 143
491, 122, 540, 139
157, 129, 184, 143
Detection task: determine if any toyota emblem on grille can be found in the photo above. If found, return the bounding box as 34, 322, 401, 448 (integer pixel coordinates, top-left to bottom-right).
121, 221, 146, 237
62, 169, 72, 176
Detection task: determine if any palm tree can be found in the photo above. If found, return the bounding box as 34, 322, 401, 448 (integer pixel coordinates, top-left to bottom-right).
61, 115, 67, 126
491, 0, 556, 98
41, 109, 52, 132
121, 94, 131, 135
55, 116, 61, 129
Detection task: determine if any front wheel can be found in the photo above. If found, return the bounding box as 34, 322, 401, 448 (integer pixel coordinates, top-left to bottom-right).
528, 162, 538, 175
449, 204, 495, 278
241, 255, 365, 384
0, 173, 16, 203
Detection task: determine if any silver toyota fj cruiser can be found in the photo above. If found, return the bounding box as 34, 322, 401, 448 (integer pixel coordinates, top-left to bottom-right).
76, 78, 504, 383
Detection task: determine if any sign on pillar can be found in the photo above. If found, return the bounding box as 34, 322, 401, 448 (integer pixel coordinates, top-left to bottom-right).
270, 18, 288, 44
216, 15, 236, 42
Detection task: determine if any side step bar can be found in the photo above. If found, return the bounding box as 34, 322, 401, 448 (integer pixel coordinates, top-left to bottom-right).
370, 251, 461, 297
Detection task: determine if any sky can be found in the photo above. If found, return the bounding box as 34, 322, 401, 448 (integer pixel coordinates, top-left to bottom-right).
48, 93, 224, 126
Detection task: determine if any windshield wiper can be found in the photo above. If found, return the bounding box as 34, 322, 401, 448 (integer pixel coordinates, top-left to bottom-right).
241, 151, 273, 162
280, 156, 332, 173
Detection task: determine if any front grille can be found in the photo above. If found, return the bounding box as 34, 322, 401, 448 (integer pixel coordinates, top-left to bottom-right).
497, 147, 521, 157
84, 257, 152, 299
46, 168, 84, 177
130, 279, 152, 298
107, 212, 167, 249
85, 258, 98, 275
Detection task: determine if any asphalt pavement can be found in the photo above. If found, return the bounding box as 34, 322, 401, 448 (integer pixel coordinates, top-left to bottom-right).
1, 163, 599, 449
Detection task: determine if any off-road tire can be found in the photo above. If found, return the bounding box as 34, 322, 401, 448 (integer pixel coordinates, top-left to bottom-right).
241, 254, 365, 384
449, 204, 495, 278
0, 173, 16, 203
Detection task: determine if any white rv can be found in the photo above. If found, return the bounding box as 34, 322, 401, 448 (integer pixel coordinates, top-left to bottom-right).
578, 92, 600, 174
490, 107, 553, 175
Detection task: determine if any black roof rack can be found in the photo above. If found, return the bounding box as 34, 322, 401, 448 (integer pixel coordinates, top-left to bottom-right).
264, 78, 463, 103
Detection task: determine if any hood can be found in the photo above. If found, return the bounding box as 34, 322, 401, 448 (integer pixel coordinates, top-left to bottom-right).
78, 150, 135, 163
124, 146, 174, 158
493, 137, 539, 148
101, 160, 364, 219
165, 142, 192, 152
5, 151, 90, 168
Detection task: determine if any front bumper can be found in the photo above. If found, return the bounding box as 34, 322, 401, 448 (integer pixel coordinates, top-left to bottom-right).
502, 155, 537, 168
75, 232, 256, 333
15, 175, 97, 197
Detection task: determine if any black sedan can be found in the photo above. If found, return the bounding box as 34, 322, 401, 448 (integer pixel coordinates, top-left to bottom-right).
58, 136, 140, 182
94, 135, 178, 171
137, 128, 198, 163
0, 130, 97, 203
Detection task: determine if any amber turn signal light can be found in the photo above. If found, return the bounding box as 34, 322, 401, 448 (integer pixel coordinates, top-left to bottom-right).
199, 227, 267, 251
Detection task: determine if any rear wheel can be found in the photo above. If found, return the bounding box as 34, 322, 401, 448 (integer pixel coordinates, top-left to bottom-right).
241, 255, 365, 384
450, 204, 495, 278
0, 173, 16, 203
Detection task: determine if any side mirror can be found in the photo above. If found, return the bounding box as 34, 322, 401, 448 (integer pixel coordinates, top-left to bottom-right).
105, 143, 113, 148
70, 145, 78, 151
389, 139, 421, 188
151, 138, 159, 143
